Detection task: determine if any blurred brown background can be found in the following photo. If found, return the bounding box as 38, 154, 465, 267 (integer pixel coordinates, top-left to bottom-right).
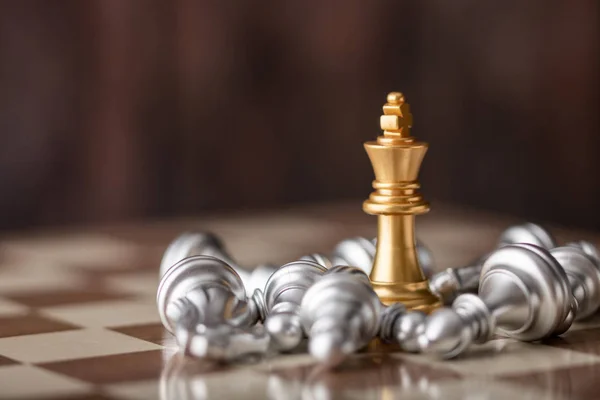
0, 1, 598, 231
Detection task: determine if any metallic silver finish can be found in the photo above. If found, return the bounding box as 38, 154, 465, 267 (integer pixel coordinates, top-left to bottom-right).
300, 265, 429, 364
325, 264, 373, 283
379, 303, 426, 353
260, 260, 327, 351
551, 245, 600, 320
300, 237, 376, 275
301, 266, 381, 367
159, 232, 277, 295
567, 240, 600, 265
157, 256, 251, 333
498, 222, 556, 249
427, 261, 483, 306
300, 253, 333, 269
428, 223, 556, 305
419, 244, 573, 359
332, 237, 377, 274
160, 232, 224, 277
157, 256, 261, 361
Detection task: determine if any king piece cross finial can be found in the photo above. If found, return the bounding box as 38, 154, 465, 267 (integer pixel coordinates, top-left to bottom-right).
380, 92, 413, 138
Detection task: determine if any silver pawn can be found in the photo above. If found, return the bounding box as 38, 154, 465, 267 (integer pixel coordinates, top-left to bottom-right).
300, 266, 380, 367
259, 260, 327, 351
157, 255, 263, 361
378, 303, 426, 353
419, 243, 574, 359
551, 243, 600, 320
159, 232, 277, 295
428, 223, 556, 304
301, 266, 427, 367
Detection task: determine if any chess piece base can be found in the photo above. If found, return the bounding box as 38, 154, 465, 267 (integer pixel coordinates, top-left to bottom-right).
370, 279, 441, 313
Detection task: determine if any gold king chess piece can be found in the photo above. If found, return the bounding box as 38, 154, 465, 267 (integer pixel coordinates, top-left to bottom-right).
363, 92, 441, 312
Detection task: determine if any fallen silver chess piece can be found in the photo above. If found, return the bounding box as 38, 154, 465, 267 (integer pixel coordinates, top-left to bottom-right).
428, 223, 556, 304
419, 243, 575, 359
258, 259, 327, 351
550, 243, 600, 320
159, 240, 367, 358
157, 255, 265, 361
158, 253, 331, 358
300, 266, 380, 367
301, 266, 427, 367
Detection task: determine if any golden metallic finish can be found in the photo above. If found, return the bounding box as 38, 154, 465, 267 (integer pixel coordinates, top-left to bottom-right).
363, 92, 441, 312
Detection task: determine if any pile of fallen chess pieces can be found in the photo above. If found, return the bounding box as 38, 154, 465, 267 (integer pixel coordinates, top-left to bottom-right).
156, 224, 600, 367
155, 93, 600, 368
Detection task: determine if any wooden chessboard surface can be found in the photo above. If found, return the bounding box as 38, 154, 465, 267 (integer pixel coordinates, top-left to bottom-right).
1, 201, 600, 400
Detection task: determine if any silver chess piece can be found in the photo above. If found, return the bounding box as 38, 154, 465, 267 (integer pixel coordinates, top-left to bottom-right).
259, 260, 327, 351
157, 255, 263, 361
419, 243, 574, 359
159, 232, 277, 295
300, 266, 381, 367
551, 243, 600, 320
378, 303, 426, 353
416, 239, 436, 278
428, 223, 556, 304
302, 237, 435, 278
301, 266, 427, 367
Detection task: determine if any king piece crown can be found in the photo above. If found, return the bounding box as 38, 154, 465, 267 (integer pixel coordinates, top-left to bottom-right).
363, 91, 428, 216
379, 92, 413, 145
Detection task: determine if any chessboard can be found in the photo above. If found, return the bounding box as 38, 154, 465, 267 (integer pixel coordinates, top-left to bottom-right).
1, 201, 599, 400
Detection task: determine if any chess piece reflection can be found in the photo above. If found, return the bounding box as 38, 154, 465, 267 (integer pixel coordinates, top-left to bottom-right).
159, 352, 271, 400
363, 92, 440, 311
266, 356, 443, 400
